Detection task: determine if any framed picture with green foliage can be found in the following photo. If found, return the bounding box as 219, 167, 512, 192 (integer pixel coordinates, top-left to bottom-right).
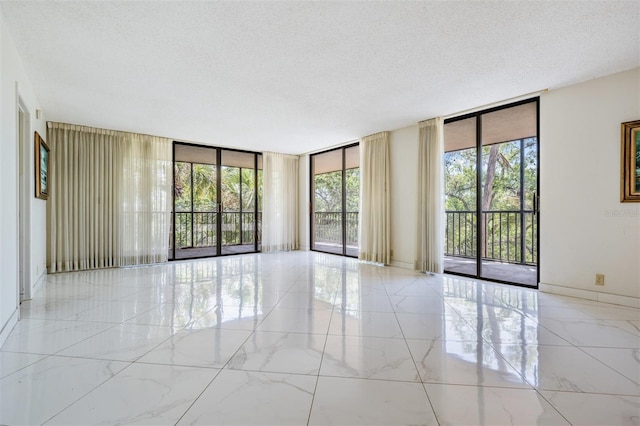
35, 131, 49, 200
621, 119, 640, 202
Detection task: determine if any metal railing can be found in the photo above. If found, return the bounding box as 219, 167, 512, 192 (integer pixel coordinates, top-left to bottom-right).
313, 212, 359, 247
445, 210, 537, 265
172, 211, 262, 249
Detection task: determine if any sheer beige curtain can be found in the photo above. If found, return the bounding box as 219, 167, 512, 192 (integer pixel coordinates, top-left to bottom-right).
47, 123, 172, 272
262, 152, 299, 252
415, 117, 444, 272
119, 134, 172, 266
359, 131, 390, 264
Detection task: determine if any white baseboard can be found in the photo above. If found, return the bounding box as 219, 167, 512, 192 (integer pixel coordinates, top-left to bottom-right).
539, 283, 640, 309
0, 308, 19, 348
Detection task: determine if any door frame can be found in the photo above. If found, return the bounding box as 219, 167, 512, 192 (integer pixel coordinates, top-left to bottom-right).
17, 94, 31, 302
443, 97, 540, 288
170, 141, 262, 260
309, 142, 360, 258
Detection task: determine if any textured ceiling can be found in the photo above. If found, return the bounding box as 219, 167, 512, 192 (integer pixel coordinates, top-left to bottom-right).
1, 1, 639, 154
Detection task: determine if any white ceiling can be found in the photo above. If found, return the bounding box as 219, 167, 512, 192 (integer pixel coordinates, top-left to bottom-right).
1, 1, 639, 155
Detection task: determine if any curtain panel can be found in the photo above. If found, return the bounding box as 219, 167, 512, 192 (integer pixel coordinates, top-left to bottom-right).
262, 152, 299, 252
359, 131, 390, 264
47, 123, 172, 272
414, 117, 445, 273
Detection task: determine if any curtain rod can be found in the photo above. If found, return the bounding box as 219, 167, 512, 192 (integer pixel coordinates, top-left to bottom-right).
47, 121, 169, 140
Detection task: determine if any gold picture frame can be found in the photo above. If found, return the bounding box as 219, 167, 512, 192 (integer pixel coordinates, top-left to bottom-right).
621, 120, 640, 202
35, 131, 49, 200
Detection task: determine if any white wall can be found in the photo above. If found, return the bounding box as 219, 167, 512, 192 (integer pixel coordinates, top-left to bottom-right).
540, 67, 640, 304
389, 125, 419, 269
0, 14, 47, 345
299, 154, 310, 250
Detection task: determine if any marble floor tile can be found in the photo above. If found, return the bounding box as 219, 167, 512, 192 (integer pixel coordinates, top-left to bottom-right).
276, 291, 335, 310
124, 304, 211, 327
0, 355, 128, 425
116, 287, 178, 304
541, 391, 640, 426
3, 251, 640, 425
177, 369, 316, 425
309, 376, 438, 425
33, 282, 101, 300
396, 313, 476, 341
425, 383, 570, 425
19, 298, 107, 320
0, 351, 47, 379
614, 319, 640, 336
581, 347, 640, 385
495, 344, 640, 395
187, 305, 268, 330
0, 320, 114, 355
333, 293, 394, 312
321, 335, 420, 382
46, 363, 218, 425
479, 315, 571, 346
62, 301, 156, 323
328, 310, 403, 338
389, 294, 449, 314
138, 328, 252, 368
407, 339, 531, 388
37, 284, 141, 302
57, 324, 175, 361
536, 318, 640, 348
384, 277, 438, 297
536, 304, 640, 321
257, 307, 332, 334
228, 331, 325, 374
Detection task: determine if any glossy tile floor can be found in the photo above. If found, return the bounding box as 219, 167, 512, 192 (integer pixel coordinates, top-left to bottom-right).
1, 251, 639, 425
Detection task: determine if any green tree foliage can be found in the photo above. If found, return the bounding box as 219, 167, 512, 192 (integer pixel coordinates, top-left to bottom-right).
444, 138, 538, 264
173, 162, 263, 248
445, 138, 537, 212
314, 168, 360, 212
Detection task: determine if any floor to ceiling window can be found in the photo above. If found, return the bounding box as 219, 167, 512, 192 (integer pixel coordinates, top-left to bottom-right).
170, 143, 262, 260
310, 144, 360, 257
443, 99, 539, 287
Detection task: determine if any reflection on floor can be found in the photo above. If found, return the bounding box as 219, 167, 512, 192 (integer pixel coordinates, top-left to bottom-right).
444, 255, 538, 287
2, 252, 638, 425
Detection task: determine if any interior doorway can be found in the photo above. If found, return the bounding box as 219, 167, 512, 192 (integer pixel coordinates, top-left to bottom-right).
443, 98, 539, 287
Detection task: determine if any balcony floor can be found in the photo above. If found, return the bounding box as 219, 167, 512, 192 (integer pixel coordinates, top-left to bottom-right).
313, 242, 359, 257
170, 244, 260, 260
444, 256, 537, 287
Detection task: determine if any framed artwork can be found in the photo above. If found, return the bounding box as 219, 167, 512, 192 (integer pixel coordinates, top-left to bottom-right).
35, 131, 49, 200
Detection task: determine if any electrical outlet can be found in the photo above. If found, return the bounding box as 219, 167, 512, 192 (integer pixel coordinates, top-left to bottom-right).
595, 273, 605, 286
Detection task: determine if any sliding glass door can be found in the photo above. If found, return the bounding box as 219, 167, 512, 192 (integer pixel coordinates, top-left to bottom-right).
220, 150, 262, 255
170, 143, 262, 260
444, 99, 539, 287
311, 144, 359, 257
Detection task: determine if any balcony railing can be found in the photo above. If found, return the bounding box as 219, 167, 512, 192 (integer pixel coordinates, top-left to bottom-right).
445, 210, 537, 265
313, 212, 359, 247
172, 211, 262, 249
